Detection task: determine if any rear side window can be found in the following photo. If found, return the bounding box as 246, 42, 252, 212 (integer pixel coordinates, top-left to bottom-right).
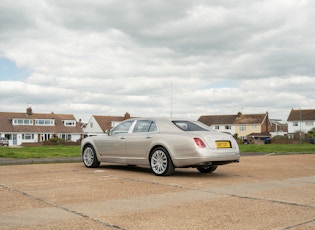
173, 121, 208, 131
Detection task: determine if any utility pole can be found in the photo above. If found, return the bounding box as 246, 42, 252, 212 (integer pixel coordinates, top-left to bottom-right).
300, 109, 302, 144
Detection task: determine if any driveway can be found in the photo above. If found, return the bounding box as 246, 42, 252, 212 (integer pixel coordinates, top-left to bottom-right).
0, 154, 314, 229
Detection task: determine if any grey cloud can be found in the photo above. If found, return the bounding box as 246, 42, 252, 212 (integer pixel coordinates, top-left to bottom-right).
0, 0, 314, 121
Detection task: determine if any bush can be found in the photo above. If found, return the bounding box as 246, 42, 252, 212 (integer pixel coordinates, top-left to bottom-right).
44, 137, 66, 145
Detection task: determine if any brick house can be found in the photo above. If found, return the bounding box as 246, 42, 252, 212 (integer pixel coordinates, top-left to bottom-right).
198, 112, 271, 141
269, 119, 288, 137
0, 107, 83, 146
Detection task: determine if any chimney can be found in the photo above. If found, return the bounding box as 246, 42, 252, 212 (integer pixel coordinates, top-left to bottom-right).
26, 107, 32, 115
237, 111, 242, 117
124, 112, 130, 120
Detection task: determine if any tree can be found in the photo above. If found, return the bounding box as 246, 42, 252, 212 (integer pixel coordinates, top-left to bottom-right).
306, 128, 315, 138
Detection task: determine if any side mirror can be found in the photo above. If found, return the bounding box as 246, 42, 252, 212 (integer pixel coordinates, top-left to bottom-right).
105, 129, 111, 136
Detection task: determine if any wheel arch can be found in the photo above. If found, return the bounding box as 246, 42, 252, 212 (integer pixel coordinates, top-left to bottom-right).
148, 144, 175, 166
82, 142, 100, 168
82, 142, 99, 159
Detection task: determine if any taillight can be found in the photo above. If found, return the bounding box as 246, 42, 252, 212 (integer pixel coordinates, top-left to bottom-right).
194, 138, 206, 148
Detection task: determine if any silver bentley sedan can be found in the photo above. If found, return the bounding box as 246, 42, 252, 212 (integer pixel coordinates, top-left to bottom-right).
81, 117, 240, 176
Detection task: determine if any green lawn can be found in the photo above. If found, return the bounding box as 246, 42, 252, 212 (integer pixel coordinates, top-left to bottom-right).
0, 145, 81, 158
0, 144, 314, 159
239, 144, 315, 153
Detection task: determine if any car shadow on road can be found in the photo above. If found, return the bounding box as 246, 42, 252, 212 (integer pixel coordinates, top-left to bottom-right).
97, 164, 235, 179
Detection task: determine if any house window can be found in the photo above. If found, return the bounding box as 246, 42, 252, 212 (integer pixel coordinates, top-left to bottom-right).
215, 126, 219, 130
252, 125, 257, 130
225, 125, 231, 130
239, 125, 246, 131
61, 134, 71, 141
90, 122, 93, 128
63, 120, 76, 126
35, 119, 54, 126
293, 122, 299, 127
305, 121, 313, 126
22, 134, 34, 140
41, 133, 52, 141
12, 119, 33, 125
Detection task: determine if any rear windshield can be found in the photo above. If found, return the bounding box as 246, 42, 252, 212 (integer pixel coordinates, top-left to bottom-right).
173, 121, 208, 131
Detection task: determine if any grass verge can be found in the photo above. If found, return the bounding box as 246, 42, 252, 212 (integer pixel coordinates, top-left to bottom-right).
239, 144, 315, 154
0, 145, 81, 158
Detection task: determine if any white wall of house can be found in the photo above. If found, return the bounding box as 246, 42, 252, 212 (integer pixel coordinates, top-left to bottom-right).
270, 131, 287, 137
70, 134, 81, 142
83, 116, 104, 135
211, 124, 236, 135
2, 133, 81, 146
288, 121, 315, 134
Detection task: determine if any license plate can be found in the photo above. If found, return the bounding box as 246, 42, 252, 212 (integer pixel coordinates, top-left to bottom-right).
215, 141, 231, 148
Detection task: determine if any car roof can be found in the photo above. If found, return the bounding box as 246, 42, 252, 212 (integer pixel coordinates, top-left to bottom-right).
124, 117, 200, 132
126, 117, 191, 122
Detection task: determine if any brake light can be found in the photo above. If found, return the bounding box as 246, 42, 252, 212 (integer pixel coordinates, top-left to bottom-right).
194, 138, 206, 148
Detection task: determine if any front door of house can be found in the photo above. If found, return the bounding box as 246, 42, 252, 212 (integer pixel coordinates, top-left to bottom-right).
13, 134, 17, 145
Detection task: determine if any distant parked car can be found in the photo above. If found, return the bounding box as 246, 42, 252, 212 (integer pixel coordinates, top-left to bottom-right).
81, 117, 240, 176
263, 137, 271, 144
306, 138, 315, 144
0, 137, 9, 146
243, 139, 250, 144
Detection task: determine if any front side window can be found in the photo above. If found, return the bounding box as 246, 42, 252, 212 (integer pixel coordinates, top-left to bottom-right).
111, 120, 134, 135
133, 120, 157, 133
149, 122, 157, 132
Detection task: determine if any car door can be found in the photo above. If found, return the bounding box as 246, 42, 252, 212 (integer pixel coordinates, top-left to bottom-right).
125, 120, 157, 165
96, 120, 135, 163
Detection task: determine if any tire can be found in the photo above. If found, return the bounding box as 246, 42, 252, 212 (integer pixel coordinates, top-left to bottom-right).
197, 165, 217, 173
82, 145, 100, 168
150, 147, 175, 176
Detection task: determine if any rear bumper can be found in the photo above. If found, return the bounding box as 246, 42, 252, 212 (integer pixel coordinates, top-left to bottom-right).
172, 154, 240, 168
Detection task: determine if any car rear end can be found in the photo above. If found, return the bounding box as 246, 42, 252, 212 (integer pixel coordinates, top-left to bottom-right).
171, 131, 240, 168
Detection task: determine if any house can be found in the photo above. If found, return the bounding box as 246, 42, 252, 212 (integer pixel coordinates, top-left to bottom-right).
83, 112, 131, 136
287, 109, 315, 136
269, 119, 288, 137
0, 107, 83, 146
198, 112, 271, 141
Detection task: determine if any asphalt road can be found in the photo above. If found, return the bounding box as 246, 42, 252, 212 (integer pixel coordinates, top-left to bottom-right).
0, 154, 314, 229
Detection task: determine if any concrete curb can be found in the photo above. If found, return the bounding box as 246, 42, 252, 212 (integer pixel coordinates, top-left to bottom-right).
0, 157, 81, 165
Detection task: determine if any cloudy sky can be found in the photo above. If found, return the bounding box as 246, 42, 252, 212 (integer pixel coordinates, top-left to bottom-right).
0, 0, 314, 122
